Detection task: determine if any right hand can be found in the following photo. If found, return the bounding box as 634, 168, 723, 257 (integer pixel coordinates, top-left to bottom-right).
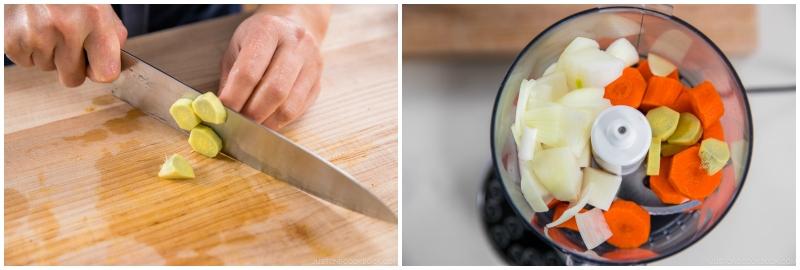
4, 4, 127, 87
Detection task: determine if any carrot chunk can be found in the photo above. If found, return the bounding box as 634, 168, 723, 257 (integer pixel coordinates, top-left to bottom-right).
649, 157, 689, 204
641, 76, 683, 111
604, 200, 650, 248
688, 81, 724, 129
668, 145, 723, 199
637, 59, 653, 81
703, 121, 725, 140
668, 86, 694, 113
605, 67, 647, 108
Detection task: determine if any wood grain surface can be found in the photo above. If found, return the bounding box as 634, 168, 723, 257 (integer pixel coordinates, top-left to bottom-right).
403, 4, 757, 57
5, 5, 397, 265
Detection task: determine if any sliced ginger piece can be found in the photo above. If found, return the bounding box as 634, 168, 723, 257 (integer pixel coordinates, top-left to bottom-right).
699, 138, 730, 175
158, 154, 195, 179
192, 92, 227, 124
189, 125, 223, 158
646, 137, 660, 176
646, 106, 680, 141
667, 112, 702, 146
170, 98, 201, 130
661, 143, 688, 157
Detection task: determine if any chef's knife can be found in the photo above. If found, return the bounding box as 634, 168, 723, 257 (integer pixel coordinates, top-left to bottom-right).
110, 51, 396, 223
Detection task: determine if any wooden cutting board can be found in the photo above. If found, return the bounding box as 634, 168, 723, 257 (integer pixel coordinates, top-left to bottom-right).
5, 5, 397, 265
403, 4, 756, 57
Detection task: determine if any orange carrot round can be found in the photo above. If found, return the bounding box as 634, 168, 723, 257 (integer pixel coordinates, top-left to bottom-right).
641, 76, 683, 111
688, 81, 724, 129
668, 145, 723, 199
605, 67, 647, 108
604, 199, 650, 248
649, 157, 689, 204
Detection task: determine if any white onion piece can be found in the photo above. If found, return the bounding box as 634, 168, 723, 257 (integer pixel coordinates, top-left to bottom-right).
577, 142, 591, 167
560, 107, 592, 158
575, 208, 613, 250
556, 37, 599, 78
512, 79, 535, 144
537, 71, 569, 101
518, 127, 538, 161
605, 38, 639, 67
562, 37, 600, 56
525, 104, 563, 146
533, 147, 583, 201
511, 125, 521, 152
647, 53, 677, 77
546, 181, 592, 228
561, 48, 625, 89
520, 161, 551, 212
526, 82, 554, 110
582, 167, 622, 211
558, 88, 605, 107
543, 62, 558, 76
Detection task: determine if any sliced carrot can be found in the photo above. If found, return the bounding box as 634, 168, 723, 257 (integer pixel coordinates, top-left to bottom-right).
604, 199, 650, 249
668, 145, 723, 199
641, 76, 683, 111
703, 120, 725, 140
602, 248, 658, 260
667, 86, 694, 113
605, 67, 647, 108
637, 59, 653, 81
552, 202, 586, 231
688, 81, 724, 129
649, 157, 689, 204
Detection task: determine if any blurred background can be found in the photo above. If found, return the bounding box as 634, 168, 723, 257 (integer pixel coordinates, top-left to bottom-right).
402, 4, 795, 265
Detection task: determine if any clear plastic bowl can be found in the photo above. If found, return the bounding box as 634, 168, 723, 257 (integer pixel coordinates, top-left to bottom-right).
490, 5, 753, 265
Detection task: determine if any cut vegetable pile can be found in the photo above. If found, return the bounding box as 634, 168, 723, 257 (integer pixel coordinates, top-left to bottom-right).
159, 92, 229, 179
513, 37, 730, 251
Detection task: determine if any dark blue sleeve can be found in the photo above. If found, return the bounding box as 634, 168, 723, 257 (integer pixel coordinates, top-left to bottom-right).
117, 4, 242, 37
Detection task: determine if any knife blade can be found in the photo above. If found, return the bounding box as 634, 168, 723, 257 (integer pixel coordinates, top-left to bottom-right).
110, 51, 396, 223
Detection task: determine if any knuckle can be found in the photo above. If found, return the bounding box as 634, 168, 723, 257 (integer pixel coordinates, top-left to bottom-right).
62, 76, 85, 88
292, 27, 307, 42
258, 14, 282, 25
277, 105, 301, 122
5, 38, 21, 56
119, 24, 128, 40
266, 84, 290, 100
237, 69, 261, 86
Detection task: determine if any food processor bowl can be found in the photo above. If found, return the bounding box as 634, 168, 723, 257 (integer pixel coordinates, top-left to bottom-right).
490, 5, 752, 265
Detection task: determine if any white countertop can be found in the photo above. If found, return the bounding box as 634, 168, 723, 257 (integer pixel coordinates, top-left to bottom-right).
401, 5, 795, 265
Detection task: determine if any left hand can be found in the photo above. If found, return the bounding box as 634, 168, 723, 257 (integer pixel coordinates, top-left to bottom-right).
218, 5, 330, 130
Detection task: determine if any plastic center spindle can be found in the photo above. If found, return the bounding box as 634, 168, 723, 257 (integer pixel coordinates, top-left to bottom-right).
591, 106, 652, 175
606, 119, 637, 149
